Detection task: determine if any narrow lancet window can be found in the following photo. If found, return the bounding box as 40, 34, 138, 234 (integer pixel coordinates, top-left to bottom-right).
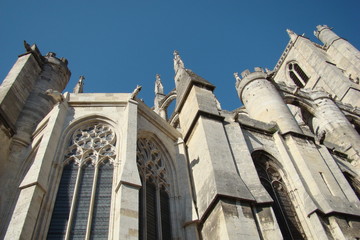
288, 62, 309, 87
252, 151, 306, 240
137, 137, 171, 240
47, 123, 116, 240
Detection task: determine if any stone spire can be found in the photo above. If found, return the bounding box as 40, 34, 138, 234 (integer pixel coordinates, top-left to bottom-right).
173, 50, 185, 73
286, 29, 298, 42
155, 74, 164, 94
73, 76, 85, 93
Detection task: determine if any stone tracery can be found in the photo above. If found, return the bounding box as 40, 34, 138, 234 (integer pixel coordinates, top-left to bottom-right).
47, 122, 116, 239
64, 122, 116, 165
136, 137, 168, 190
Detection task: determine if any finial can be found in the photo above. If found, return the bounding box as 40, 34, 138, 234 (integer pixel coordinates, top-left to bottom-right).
79, 75, 85, 83
173, 50, 185, 73
73, 76, 85, 93
155, 74, 164, 94
23, 40, 32, 52
286, 29, 298, 41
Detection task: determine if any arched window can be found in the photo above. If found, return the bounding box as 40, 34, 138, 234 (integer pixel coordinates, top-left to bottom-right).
137, 137, 171, 240
288, 62, 309, 88
47, 123, 116, 239
252, 151, 306, 240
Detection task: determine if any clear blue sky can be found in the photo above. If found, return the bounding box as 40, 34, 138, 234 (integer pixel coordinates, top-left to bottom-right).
1, 0, 359, 111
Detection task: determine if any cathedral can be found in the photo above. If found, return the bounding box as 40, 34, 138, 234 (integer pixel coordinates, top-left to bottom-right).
0, 25, 360, 239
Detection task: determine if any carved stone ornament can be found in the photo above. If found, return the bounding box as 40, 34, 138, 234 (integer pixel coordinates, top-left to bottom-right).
137, 137, 168, 190
64, 123, 116, 165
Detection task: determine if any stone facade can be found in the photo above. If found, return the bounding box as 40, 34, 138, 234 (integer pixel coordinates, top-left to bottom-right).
1, 26, 360, 239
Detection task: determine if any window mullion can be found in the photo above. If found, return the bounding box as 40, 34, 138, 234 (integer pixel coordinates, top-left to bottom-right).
270, 181, 295, 239
85, 163, 99, 240
294, 72, 306, 86
65, 165, 82, 240
156, 185, 163, 240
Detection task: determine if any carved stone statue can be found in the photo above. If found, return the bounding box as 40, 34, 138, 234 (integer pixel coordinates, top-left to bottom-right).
45, 89, 64, 102
315, 129, 326, 145
130, 85, 142, 100
234, 72, 241, 85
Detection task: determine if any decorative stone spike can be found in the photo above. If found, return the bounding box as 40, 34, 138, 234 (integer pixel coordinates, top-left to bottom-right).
73, 76, 85, 93
173, 50, 185, 73
234, 72, 241, 82
155, 74, 164, 94
286, 29, 298, 41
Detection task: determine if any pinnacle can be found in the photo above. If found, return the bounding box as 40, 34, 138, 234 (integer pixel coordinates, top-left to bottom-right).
286, 29, 298, 41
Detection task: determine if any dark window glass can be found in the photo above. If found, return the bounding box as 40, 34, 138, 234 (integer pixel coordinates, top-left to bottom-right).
90, 161, 113, 240
160, 189, 171, 239
290, 71, 304, 88
294, 64, 309, 83
137, 137, 171, 240
146, 182, 157, 240
47, 162, 77, 239
70, 162, 94, 240
48, 123, 116, 239
288, 62, 309, 88
253, 152, 306, 240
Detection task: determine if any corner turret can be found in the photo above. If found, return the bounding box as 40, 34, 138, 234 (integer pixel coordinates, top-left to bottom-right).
235, 67, 302, 134
314, 25, 340, 47
314, 25, 360, 83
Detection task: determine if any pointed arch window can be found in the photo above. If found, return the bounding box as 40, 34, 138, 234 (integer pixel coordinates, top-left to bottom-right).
288, 62, 309, 88
47, 123, 116, 240
137, 137, 171, 240
252, 151, 306, 240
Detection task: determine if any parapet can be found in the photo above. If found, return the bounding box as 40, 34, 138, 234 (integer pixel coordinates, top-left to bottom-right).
44, 52, 68, 67
314, 25, 331, 39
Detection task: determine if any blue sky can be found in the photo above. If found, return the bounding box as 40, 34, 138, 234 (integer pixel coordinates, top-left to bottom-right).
1, 0, 359, 111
